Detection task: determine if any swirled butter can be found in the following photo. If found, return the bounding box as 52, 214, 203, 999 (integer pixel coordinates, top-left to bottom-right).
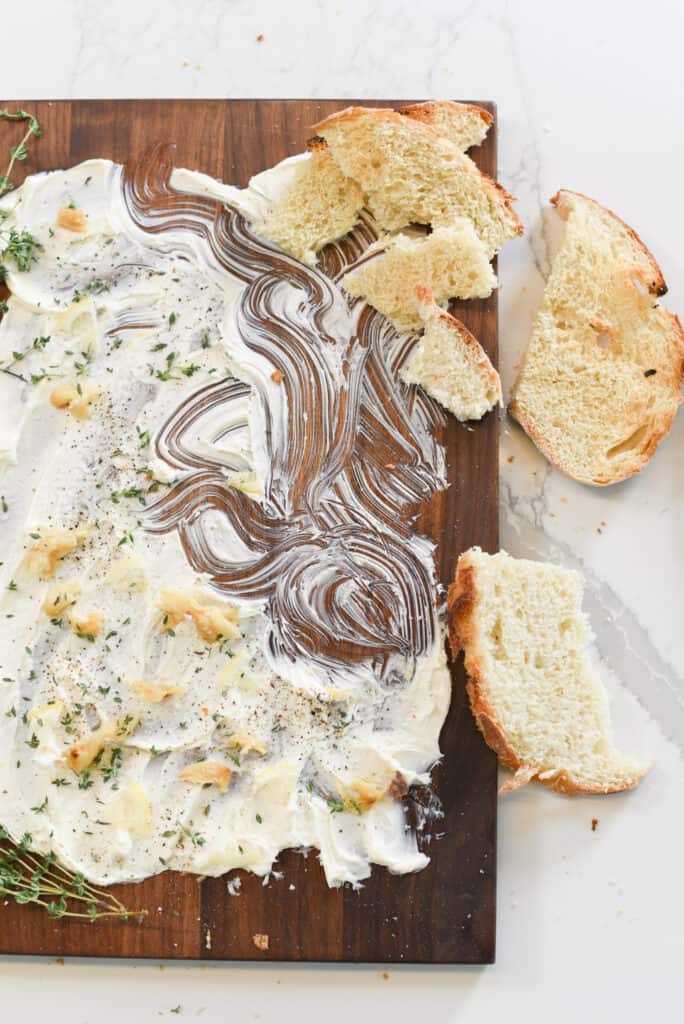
0, 150, 450, 887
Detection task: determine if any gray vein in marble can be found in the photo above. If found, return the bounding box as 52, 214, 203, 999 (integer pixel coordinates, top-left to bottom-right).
502, 486, 684, 751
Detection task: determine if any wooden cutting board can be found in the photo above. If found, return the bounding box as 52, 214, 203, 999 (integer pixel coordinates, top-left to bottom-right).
0, 99, 498, 963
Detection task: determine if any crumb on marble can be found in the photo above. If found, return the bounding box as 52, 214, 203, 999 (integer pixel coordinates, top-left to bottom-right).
253, 932, 269, 951
256, 33, 265, 42
591, 818, 599, 831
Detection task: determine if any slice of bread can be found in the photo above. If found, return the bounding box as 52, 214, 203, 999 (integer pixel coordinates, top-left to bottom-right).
314, 106, 522, 257
510, 190, 684, 485
401, 101, 493, 151
448, 547, 650, 795
260, 141, 364, 265
342, 220, 496, 332
400, 286, 501, 420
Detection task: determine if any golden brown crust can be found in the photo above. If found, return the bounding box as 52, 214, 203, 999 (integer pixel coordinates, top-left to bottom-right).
313, 105, 523, 239
509, 190, 684, 484
448, 551, 649, 795
312, 106, 399, 134
415, 284, 502, 401
400, 100, 494, 127
508, 393, 681, 487
551, 189, 667, 296
399, 100, 494, 143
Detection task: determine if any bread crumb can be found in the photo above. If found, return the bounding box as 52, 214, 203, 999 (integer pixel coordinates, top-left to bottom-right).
205, 928, 212, 950
55, 957, 65, 966
507, 455, 514, 463
381, 971, 389, 980
253, 932, 269, 951
271, 369, 283, 383
591, 817, 599, 831
256, 33, 264, 42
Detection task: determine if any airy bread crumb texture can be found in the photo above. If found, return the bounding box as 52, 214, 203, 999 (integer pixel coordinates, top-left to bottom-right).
400, 100, 493, 151
401, 286, 501, 420
510, 190, 684, 485
448, 547, 650, 795
260, 144, 364, 265
342, 221, 496, 332
315, 106, 521, 257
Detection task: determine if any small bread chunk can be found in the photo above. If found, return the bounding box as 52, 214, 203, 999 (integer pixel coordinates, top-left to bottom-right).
342, 221, 495, 332
314, 106, 521, 257
509, 190, 684, 484
260, 142, 364, 264
401, 101, 493, 151
401, 287, 501, 420
448, 547, 650, 795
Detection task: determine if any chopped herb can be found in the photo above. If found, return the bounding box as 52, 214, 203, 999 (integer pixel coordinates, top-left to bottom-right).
1, 229, 42, 272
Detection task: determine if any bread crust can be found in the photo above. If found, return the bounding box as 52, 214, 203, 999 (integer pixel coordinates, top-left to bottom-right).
509, 190, 684, 485
400, 100, 494, 127
399, 100, 494, 147
551, 189, 667, 295
509, 382, 682, 487
447, 553, 646, 795
415, 285, 502, 407
312, 105, 523, 239
313, 106, 398, 134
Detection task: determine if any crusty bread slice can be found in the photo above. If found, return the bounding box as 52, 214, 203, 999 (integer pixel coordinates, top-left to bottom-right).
314, 106, 522, 257
448, 548, 650, 795
342, 221, 496, 332
400, 101, 493, 151
260, 141, 364, 265
510, 190, 684, 485
400, 286, 501, 420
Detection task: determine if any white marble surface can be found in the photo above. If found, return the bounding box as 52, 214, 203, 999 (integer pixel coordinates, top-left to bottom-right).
2, 0, 683, 1019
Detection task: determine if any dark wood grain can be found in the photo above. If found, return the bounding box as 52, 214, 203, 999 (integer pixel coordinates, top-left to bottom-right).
0, 100, 498, 963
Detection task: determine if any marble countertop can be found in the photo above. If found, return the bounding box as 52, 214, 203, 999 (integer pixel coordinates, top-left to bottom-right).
2, 0, 682, 1019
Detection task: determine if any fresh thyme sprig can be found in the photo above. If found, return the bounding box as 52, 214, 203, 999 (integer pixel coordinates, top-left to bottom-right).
0, 109, 42, 199
0, 110, 43, 329
0, 826, 146, 921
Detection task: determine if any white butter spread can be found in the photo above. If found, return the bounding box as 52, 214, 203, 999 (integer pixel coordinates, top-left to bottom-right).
0, 151, 450, 887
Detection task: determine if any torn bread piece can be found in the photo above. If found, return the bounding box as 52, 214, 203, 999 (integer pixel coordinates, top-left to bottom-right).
401, 100, 493, 151
342, 221, 495, 332
509, 190, 684, 485
401, 286, 501, 420
260, 141, 364, 265
315, 106, 522, 257
447, 547, 650, 795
